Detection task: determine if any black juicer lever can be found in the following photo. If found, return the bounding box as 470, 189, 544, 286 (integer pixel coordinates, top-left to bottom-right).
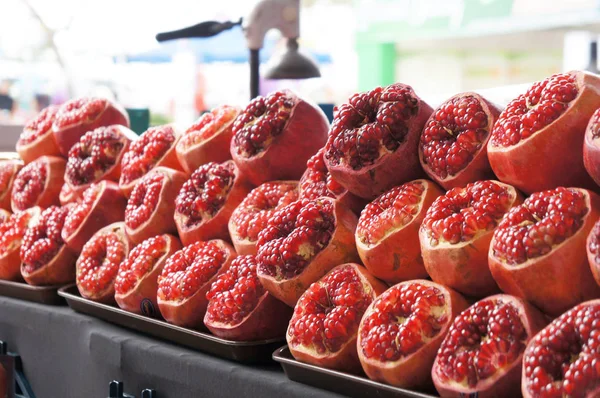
156, 18, 242, 42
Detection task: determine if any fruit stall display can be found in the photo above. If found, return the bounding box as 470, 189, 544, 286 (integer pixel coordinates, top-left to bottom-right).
1, 72, 600, 397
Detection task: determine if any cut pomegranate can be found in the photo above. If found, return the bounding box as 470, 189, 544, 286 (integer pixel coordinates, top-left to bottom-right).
357, 279, 468, 389
488, 71, 600, 194
119, 125, 184, 197
20, 206, 77, 286
0, 160, 23, 211
324, 83, 433, 199
76, 222, 130, 303
489, 187, 600, 316
583, 108, 600, 187
114, 234, 181, 315
228, 180, 298, 256
176, 105, 241, 173
287, 263, 387, 373
16, 105, 61, 163
356, 179, 443, 284
256, 197, 360, 307
419, 92, 501, 190
205, 255, 293, 341
420, 180, 521, 297
59, 182, 81, 206
11, 156, 65, 212
52, 97, 130, 156
0, 209, 11, 224
0, 207, 41, 281
174, 160, 251, 245
157, 239, 236, 328
125, 167, 187, 245
433, 294, 547, 398
230, 89, 328, 185
61, 181, 127, 253
587, 219, 600, 288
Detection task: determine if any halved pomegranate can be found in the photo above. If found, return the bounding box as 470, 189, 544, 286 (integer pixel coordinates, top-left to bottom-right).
489, 187, 600, 316
433, 294, 547, 398
20, 206, 77, 286
205, 255, 292, 341
176, 105, 240, 173
357, 280, 468, 389
228, 180, 298, 256
61, 181, 127, 253
52, 97, 130, 156
157, 239, 236, 328
125, 167, 187, 245
230, 89, 328, 185
583, 108, 600, 187
59, 182, 81, 206
119, 125, 184, 197
587, 219, 600, 287
0, 160, 23, 211
16, 105, 61, 163
0, 209, 11, 224
174, 160, 251, 246
256, 197, 360, 307
419, 92, 501, 190
287, 263, 387, 373
488, 71, 600, 194
356, 179, 443, 284
114, 234, 181, 315
0, 207, 41, 281
324, 83, 432, 200
76, 222, 130, 303
11, 156, 65, 212
420, 180, 521, 297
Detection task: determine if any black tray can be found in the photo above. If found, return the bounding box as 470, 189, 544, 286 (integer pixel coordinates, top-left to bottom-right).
0, 279, 65, 305
58, 285, 284, 364
273, 346, 439, 398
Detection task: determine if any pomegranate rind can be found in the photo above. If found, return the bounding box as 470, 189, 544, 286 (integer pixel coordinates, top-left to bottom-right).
59, 182, 81, 206
16, 105, 62, 164
10, 156, 65, 213
587, 219, 600, 287
0, 207, 42, 281
583, 109, 600, 187
21, 244, 77, 286
0, 160, 23, 211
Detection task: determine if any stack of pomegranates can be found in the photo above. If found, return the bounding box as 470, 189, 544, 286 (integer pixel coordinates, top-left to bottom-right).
4, 71, 600, 397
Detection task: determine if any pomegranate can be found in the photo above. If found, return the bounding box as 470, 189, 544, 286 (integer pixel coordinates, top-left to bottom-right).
174, 160, 251, 246
157, 239, 236, 328
587, 219, 600, 287
205, 255, 292, 341
10, 156, 65, 212
59, 182, 81, 206
489, 187, 600, 316
488, 71, 600, 194
125, 167, 187, 245
20, 206, 77, 286
0, 207, 41, 281
419, 92, 501, 190
0, 209, 10, 224
583, 108, 600, 187
324, 83, 433, 200
522, 299, 600, 398
256, 197, 360, 307
228, 180, 298, 256
420, 180, 521, 297
114, 234, 181, 315
356, 179, 443, 284
176, 105, 241, 173
357, 279, 468, 389
230, 89, 328, 185
287, 263, 387, 373
119, 125, 184, 197
61, 181, 127, 253
16, 105, 62, 163
0, 160, 23, 211
432, 294, 547, 398
76, 222, 130, 303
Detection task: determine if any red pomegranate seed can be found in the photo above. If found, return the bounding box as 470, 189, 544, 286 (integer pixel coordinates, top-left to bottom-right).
19, 105, 59, 145
300, 148, 346, 200
53, 98, 106, 130
114, 235, 168, 294
0, 162, 17, 194
11, 160, 47, 211
181, 105, 239, 146
0, 211, 34, 256
62, 183, 100, 237
125, 172, 165, 230
77, 230, 127, 293
587, 108, 600, 141
588, 221, 600, 266
20, 206, 69, 273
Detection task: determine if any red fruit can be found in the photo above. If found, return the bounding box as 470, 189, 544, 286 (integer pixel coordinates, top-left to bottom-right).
489, 187, 600, 316
420, 180, 521, 297
228, 181, 298, 256
119, 125, 184, 197
176, 105, 241, 173
10, 156, 65, 212
324, 83, 433, 200
0, 160, 23, 211
20, 206, 77, 286
357, 280, 469, 389
256, 197, 360, 307
76, 222, 131, 303
16, 105, 61, 163
0, 209, 11, 224
419, 92, 501, 190
0, 207, 41, 281
59, 182, 81, 206
205, 255, 293, 341
125, 167, 187, 245
114, 234, 182, 315
61, 181, 127, 253
433, 294, 547, 398
230, 89, 328, 185
488, 71, 600, 194
174, 160, 251, 246
587, 219, 600, 287
157, 240, 236, 328
287, 263, 387, 373
583, 108, 600, 187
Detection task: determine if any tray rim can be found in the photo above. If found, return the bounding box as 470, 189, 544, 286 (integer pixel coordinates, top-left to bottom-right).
0, 278, 65, 292
0, 278, 67, 305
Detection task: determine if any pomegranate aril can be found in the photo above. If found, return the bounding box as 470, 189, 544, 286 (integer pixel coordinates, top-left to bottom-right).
19, 105, 59, 145
114, 235, 167, 295
11, 159, 47, 211
0, 210, 34, 256
20, 206, 69, 273
125, 172, 165, 230
62, 183, 100, 238
181, 105, 239, 146
53, 98, 106, 130
300, 148, 346, 200
77, 229, 127, 294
